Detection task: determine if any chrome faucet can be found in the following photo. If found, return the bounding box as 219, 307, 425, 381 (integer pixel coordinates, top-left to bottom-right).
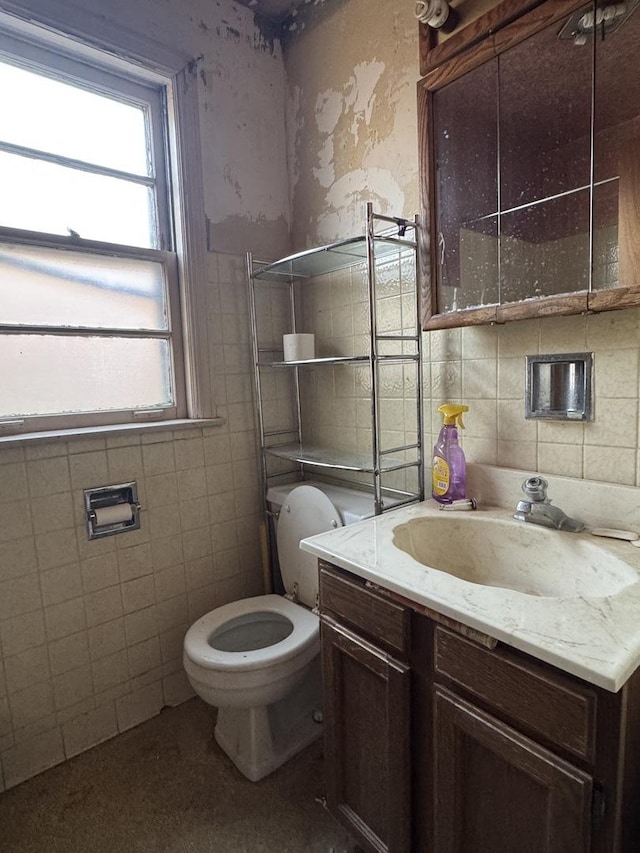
513, 476, 584, 533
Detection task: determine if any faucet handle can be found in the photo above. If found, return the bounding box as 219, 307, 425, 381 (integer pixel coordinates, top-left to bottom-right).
522, 476, 548, 502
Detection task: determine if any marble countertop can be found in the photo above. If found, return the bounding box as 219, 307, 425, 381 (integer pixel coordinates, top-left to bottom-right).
301, 500, 640, 692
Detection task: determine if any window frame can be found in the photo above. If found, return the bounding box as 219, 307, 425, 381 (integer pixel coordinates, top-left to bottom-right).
0, 29, 174, 250
0, 5, 212, 439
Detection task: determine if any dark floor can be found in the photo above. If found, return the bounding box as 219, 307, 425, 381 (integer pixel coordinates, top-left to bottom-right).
0, 699, 356, 853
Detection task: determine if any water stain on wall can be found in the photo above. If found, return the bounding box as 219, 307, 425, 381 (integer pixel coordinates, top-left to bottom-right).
283, 0, 419, 247
192, 1, 291, 256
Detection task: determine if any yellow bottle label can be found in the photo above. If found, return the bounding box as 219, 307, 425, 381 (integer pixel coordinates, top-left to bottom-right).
432, 455, 450, 496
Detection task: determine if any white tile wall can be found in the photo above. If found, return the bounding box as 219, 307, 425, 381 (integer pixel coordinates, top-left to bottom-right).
0, 251, 263, 789
2, 728, 64, 790
430, 308, 640, 488
292, 257, 640, 493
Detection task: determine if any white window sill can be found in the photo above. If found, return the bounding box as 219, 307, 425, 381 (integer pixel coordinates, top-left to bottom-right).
0, 417, 226, 447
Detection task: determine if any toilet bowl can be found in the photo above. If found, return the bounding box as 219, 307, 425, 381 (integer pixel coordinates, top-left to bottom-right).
183, 594, 319, 709
183, 482, 373, 782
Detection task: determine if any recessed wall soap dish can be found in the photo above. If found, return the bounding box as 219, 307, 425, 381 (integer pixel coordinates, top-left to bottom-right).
525, 353, 593, 421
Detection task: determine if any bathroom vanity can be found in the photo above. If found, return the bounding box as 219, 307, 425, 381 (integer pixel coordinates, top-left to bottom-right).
303, 495, 640, 853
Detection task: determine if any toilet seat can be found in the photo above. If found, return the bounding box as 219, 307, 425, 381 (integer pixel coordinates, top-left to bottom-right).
184, 594, 318, 673
276, 485, 343, 607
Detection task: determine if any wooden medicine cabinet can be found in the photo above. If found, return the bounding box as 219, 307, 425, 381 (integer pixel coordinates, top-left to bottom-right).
419, 0, 640, 330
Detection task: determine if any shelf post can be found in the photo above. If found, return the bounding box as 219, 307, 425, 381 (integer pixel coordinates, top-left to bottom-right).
365, 202, 383, 514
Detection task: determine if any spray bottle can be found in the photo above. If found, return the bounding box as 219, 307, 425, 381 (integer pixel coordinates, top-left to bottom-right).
432, 403, 469, 504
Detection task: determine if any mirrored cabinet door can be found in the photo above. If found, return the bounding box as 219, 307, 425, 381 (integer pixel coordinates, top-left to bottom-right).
433, 61, 498, 314
422, 0, 640, 329
498, 13, 592, 305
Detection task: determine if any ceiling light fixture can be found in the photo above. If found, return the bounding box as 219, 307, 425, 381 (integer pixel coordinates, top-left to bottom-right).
558, 1, 639, 45
414, 0, 458, 33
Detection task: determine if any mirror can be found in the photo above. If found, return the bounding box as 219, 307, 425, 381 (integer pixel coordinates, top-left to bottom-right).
423, 1, 640, 327
433, 60, 498, 312
499, 18, 592, 303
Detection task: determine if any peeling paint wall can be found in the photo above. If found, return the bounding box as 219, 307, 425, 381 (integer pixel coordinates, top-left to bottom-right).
283, 0, 419, 247
196, 6, 291, 256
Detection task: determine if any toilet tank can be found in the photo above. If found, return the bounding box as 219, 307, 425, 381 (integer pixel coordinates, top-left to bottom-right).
266, 481, 375, 606
266, 480, 375, 526
265, 481, 375, 597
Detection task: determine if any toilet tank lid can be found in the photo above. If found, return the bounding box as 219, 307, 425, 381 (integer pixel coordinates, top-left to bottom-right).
267, 481, 374, 523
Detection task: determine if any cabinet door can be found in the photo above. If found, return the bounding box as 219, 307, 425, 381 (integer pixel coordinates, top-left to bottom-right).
431, 58, 499, 316
321, 616, 411, 853
433, 687, 592, 853
497, 6, 593, 311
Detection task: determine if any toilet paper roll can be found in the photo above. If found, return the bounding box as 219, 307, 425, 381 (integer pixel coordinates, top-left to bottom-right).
283, 333, 315, 362
93, 503, 134, 526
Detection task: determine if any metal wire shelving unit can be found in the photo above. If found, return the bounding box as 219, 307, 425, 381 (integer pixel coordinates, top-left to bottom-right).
247, 203, 424, 519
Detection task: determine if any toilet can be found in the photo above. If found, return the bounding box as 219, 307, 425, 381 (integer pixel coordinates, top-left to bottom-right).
183, 481, 374, 782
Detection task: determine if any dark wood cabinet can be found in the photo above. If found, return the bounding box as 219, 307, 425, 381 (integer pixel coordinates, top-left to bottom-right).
433, 686, 592, 853
321, 616, 411, 853
319, 562, 640, 853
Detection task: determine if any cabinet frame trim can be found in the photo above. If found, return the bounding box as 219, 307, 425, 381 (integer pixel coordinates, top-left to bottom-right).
419, 0, 545, 75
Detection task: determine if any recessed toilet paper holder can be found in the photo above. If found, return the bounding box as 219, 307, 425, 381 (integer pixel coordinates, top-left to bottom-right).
84, 482, 141, 540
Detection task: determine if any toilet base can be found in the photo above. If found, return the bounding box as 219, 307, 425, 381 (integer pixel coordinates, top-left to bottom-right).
214, 658, 323, 782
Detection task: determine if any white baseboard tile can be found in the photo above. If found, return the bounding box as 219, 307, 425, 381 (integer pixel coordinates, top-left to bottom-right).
162, 670, 194, 707
115, 681, 163, 732
62, 703, 118, 759
2, 727, 64, 789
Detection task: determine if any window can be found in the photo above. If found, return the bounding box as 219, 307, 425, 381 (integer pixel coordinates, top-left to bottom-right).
0, 24, 201, 435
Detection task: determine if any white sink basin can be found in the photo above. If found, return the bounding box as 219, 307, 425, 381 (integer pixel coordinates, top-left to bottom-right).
392, 515, 637, 598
